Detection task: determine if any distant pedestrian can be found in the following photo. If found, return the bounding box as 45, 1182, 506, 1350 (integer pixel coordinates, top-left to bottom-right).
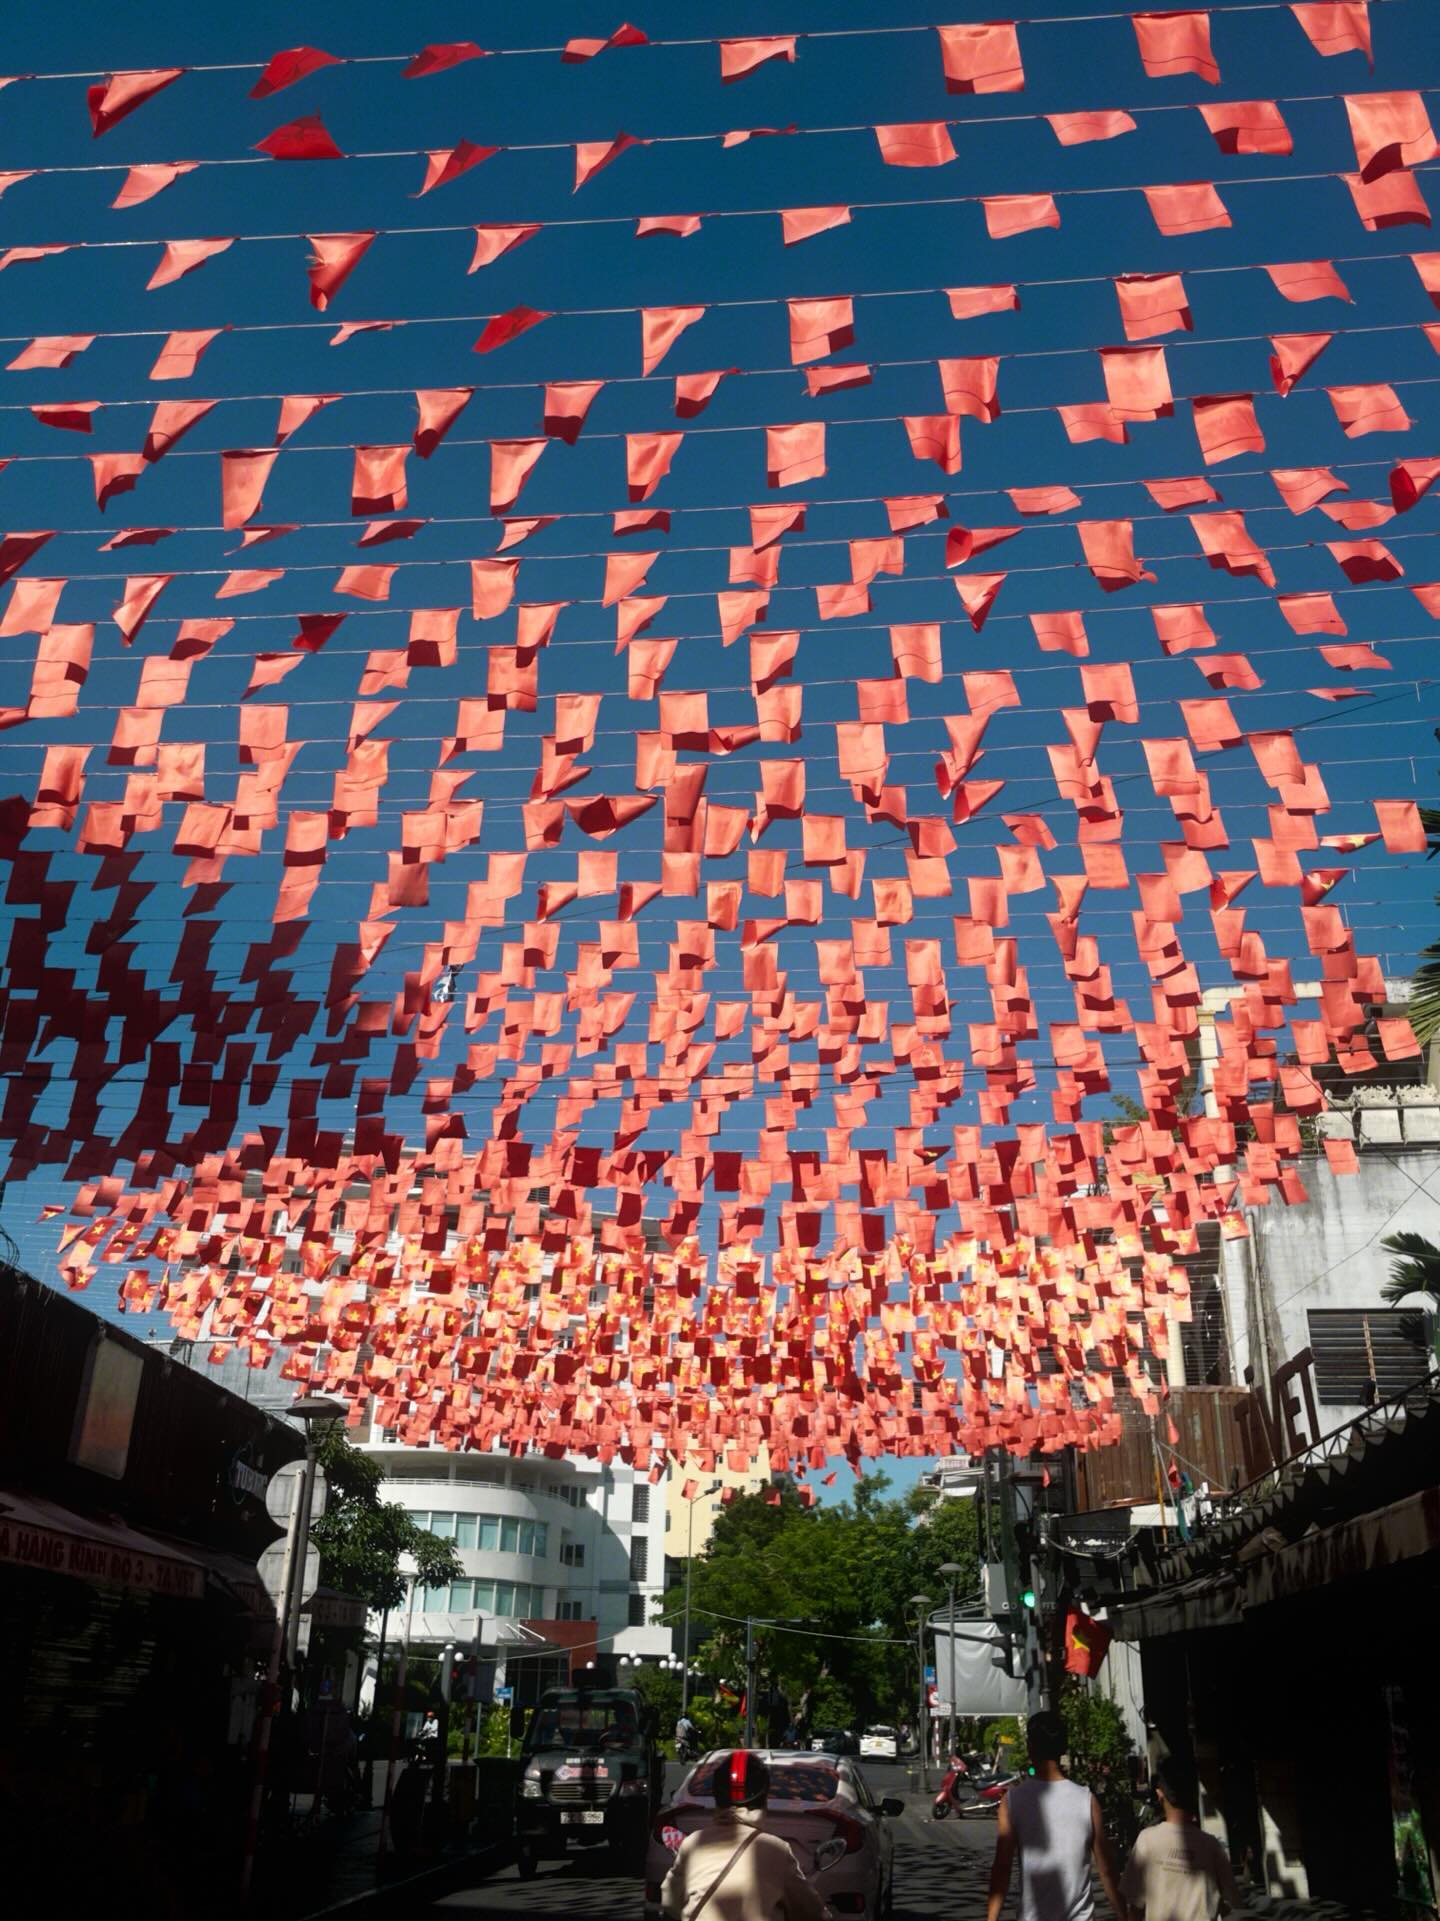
415, 1708, 441, 1765
986, 1710, 1127, 1921
660, 1750, 831, 1921
1121, 1761, 1240, 1921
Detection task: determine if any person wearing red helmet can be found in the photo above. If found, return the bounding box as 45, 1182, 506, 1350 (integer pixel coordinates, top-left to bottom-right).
659, 1751, 832, 1921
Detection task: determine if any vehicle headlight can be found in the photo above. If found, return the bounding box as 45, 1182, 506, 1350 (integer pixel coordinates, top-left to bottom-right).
814, 1839, 847, 1873
521, 1774, 544, 1799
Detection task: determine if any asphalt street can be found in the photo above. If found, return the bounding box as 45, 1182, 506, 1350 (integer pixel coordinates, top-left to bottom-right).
432, 1761, 999, 1920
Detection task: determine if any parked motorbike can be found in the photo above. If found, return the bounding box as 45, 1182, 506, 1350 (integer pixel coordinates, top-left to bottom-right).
931, 1757, 972, 1820
932, 1759, 1016, 1820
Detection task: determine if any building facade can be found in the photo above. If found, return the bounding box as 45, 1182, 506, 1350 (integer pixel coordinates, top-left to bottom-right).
663, 1457, 772, 1564
356, 1424, 673, 1664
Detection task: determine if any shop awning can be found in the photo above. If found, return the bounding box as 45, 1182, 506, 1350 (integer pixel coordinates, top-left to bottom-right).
0, 1488, 205, 1601
1117, 1484, 1440, 1639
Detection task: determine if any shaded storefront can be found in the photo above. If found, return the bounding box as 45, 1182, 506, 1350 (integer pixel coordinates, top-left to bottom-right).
1112, 1379, 1440, 1910
0, 1263, 302, 1908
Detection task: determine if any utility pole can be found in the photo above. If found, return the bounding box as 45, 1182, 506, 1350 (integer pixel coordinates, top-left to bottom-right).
908, 1594, 932, 1793
681, 1479, 722, 1719
939, 1562, 963, 1764
743, 1617, 756, 1748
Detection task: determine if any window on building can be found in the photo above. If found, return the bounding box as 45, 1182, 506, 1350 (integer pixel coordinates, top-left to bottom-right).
561, 1541, 585, 1569
1307, 1308, 1431, 1406
474, 1580, 496, 1612
479, 1517, 500, 1553
558, 1600, 584, 1622
629, 1537, 648, 1583
632, 1485, 650, 1524
500, 1518, 520, 1553
450, 1580, 473, 1610
627, 1592, 647, 1626
429, 1512, 457, 1540
422, 1584, 450, 1610
455, 1514, 478, 1549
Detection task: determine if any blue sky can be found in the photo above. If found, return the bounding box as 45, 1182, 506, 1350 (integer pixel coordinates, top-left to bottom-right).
1, 1, 1437, 1496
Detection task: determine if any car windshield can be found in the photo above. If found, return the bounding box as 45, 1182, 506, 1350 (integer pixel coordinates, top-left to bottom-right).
688, 1760, 841, 1806
524, 1692, 641, 1753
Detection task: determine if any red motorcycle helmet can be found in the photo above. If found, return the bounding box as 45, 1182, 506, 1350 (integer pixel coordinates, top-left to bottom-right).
712, 1750, 770, 1810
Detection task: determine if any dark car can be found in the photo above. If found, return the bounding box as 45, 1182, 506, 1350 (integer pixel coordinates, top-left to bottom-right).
515, 1685, 661, 1876
809, 1727, 860, 1757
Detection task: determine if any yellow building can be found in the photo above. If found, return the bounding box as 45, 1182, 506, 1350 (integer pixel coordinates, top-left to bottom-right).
664, 1459, 772, 1562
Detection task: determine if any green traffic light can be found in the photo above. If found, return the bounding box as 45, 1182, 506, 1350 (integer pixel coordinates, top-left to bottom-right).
1020, 1586, 1037, 1610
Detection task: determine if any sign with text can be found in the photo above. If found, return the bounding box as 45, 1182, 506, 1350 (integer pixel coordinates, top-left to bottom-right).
0, 1512, 202, 1601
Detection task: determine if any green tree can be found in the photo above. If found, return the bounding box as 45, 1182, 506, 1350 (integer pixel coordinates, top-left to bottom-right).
1380, 1232, 1440, 1367
626, 1661, 684, 1749
664, 1474, 981, 1735
309, 1425, 461, 1611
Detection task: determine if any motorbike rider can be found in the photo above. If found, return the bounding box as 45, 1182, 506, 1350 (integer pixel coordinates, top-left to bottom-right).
675, 1712, 698, 1761
659, 1750, 832, 1921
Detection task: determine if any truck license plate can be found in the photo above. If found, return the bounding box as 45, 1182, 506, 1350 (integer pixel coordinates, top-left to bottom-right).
562, 1810, 605, 1825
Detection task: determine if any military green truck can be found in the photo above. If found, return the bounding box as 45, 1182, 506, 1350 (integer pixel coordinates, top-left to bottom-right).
515, 1684, 661, 1876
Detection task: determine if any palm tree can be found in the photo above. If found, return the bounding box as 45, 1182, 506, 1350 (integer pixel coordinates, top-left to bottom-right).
1380, 1232, 1440, 1367
1409, 803, 1440, 1044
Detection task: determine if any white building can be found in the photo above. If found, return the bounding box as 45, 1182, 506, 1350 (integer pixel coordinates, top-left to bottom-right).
358, 1425, 673, 1664
1199, 980, 1440, 1434
153, 1340, 674, 1668
917, 1458, 982, 1500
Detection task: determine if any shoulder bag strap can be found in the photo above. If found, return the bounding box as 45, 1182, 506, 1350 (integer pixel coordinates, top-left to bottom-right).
689, 1826, 761, 1921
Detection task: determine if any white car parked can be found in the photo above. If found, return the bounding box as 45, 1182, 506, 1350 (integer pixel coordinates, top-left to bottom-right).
859, 1726, 899, 1761
644, 1751, 902, 1921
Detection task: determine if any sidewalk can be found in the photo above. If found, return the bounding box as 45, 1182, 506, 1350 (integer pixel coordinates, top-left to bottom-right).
257, 1764, 513, 1921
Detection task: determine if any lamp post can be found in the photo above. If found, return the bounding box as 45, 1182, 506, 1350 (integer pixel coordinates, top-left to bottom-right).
240, 1393, 346, 1899
681, 1479, 722, 1719
283, 1395, 348, 1665
938, 1562, 963, 1766
908, 1594, 932, 1794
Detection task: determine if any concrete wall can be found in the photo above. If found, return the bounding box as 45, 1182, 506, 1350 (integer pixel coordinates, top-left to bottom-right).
1219, 1142, 1440, 1428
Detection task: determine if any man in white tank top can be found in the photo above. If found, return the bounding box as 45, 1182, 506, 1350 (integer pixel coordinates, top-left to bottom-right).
986, 1711, 1128, 1921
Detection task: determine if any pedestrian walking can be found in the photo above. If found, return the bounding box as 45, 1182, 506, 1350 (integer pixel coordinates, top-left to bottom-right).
659, 1750, 831, 1921
986, 1710, 1128, 1921
1121, 1761, 1240, 1920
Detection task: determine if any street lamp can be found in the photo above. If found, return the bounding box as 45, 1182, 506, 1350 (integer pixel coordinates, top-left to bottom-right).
681, 1479, 723, 1718
907, 1594, 932, 1794
239, 1392, 346, 1897
284, 1395, 347, 1664
938, 1562, 963, 1767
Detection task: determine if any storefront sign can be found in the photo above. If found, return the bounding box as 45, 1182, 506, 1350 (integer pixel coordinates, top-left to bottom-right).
229, 1445, 270, 1506
1233, 1345, 1320, 1469
302, 1592, 368, 1629
0, 1513, 203, 1600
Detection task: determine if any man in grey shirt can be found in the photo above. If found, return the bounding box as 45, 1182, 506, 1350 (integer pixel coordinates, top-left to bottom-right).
987, 1711, 1128, 1921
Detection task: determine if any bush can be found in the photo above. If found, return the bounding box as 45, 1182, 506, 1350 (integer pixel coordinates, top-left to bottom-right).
1061, 1686, 1140, 1848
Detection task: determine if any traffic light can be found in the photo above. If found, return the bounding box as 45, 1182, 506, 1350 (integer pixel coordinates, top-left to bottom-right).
1019, 1581, 1037, 1612
990, 1632, 1016, 1679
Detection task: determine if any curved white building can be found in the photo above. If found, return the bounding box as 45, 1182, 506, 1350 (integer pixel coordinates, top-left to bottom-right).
363, 1432, 673, 1665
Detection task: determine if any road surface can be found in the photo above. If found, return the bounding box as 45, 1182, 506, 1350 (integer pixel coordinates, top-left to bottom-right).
432, 1761, 998, 1920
